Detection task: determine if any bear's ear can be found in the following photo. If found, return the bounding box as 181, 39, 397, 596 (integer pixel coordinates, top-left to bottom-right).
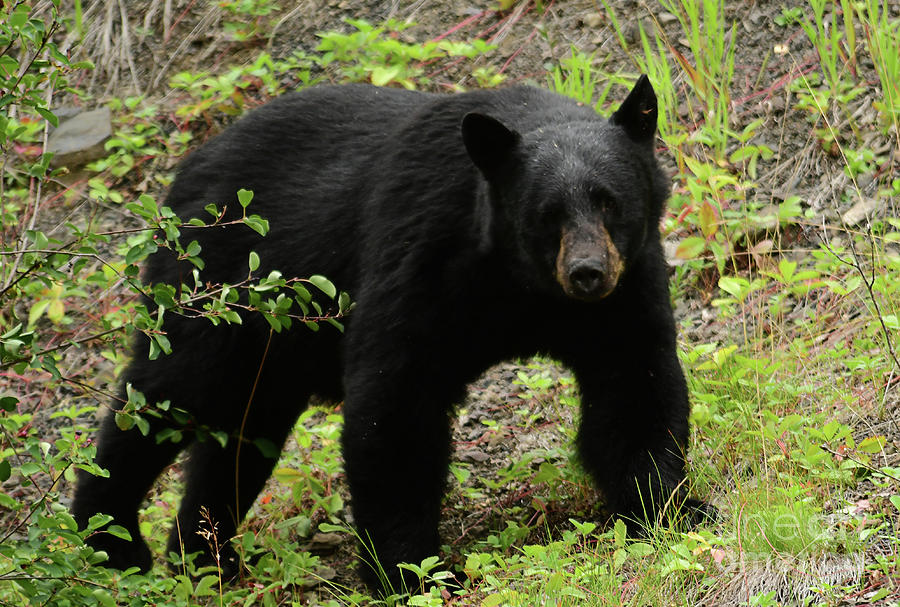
610, 75, 658, 144
461, 112, 520, 179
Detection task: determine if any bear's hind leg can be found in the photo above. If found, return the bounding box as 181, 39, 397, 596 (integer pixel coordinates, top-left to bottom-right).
165, 391, 307, 578
73, 410, 188, 572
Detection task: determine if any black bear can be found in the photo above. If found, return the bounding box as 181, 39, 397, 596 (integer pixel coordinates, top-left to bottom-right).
72, 76, 709, 591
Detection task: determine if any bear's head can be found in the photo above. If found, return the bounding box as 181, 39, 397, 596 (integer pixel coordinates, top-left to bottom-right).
462, 76, 669, 302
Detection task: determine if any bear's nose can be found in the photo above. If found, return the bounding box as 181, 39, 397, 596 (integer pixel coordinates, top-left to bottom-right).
569, 259, 606, 298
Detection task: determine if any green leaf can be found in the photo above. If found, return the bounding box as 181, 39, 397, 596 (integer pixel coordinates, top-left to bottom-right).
370, 65, 401, 86
0, 493, 16, 509
698, 200, 718, 238
262, 313, 282, 332
185, 240, 201, 257
106, 525, 133, 541
0, 460, 10, 482
293, 284, 312, 303
91, 589, 117, 607
858, 435, 886, 454
0, 57, 19, 76
87, 514, 114, 530
533, 462, 559, 483
9, 6, 29, 28
237, 188, 254, 208
482, 594, 505, 607
613, 518, 627, 546
248, 251, 260, 272
778, 259, 797, 282
778, 196, 803, 222
318, 522, 348, 534
675, 236, 706, 259
47, 298, 64, 323
718, 276, 748, 299
205, 431, 227, 449
193, 575, 218, 597
28, 299, 51, 326
155, 428, 183, 444
338, 291, 351, 313
273, 467, 302, 483
35, 106, 59, 128
0, 396, 19, 411
114, 412, 134, 430
626, 542, 654, 557
308, 275, 336, 298
243, 215, 269, 236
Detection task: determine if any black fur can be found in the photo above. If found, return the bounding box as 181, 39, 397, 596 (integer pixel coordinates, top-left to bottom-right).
72, 79, 708, 590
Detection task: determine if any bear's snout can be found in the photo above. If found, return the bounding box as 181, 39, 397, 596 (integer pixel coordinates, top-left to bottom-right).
568, 258, 608, 299
555, 222, 623, 301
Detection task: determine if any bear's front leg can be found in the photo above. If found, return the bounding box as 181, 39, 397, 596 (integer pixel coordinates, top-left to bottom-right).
340, 366, 458, 593
565, 299, 711, 531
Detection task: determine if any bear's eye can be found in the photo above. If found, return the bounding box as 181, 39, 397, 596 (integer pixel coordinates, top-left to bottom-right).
590, 188, 617, 214
538, 202, 564, 222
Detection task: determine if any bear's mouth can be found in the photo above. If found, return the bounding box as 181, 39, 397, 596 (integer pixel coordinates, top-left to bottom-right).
555, 224, 623, 301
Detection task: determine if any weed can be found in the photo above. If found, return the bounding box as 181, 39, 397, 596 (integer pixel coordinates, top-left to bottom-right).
657, 0, 737, 160
799, 0, 858, 98
316, 18, 496, 89
861, 0, 900, 132
775, 7, 804, 27
547, 47, 620, 112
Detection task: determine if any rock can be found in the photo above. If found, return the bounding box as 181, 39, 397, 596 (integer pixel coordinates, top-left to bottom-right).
769, 95, 786, 113
748, 9, 765, 25
459, 450, 490, 464
663, 239, 684, 266
301, 566, 336, 589
582, 13, 604, 28
658, 11, 678, 25
49, 106, 83, 127
303, 532, 343, 554
841, 197, 880, 227
46, 107, 112, 168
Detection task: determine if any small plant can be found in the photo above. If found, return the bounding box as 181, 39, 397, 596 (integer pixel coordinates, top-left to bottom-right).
547, 47, 621, 112
316, 18, 496, 89
170, 52, 314, 123
657, 0, 737, 161
219, 0, 280, 42
842, 146, 881, 180
861, 0, 900, 132
775, 6, 804, 27
799, 0, 858, 97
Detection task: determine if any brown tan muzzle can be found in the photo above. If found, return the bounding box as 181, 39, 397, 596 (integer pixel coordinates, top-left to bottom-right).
555, 222, 624, 301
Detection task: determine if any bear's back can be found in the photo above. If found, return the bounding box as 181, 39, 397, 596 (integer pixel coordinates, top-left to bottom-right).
148, 84, 599, 292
